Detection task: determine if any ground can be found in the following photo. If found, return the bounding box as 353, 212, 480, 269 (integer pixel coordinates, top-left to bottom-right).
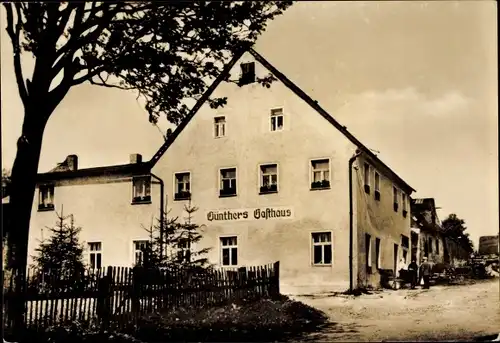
290, 278, 500, 342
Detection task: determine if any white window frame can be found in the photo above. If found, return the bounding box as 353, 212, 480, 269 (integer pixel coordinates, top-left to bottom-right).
310, 158, 331, 189
219, 235, 238, 267
258, 163, 279, 193
366, 233, 372, 268
375, 237, 382, 269
402, 192, 407, 211
393, 186, 399, 205
132, 176, 151, 202
133, 240, 149, 266
38, 184, 55, 210
269, 107, 284, 132
219, 167, 237, 196
173, 171, 191, 200
214, 116, 226, 138
364, 163, 371, 187
177, 238, 192, 263
374, 172, 380, 193
311, 231, 333, 266
88, 242, 102, 270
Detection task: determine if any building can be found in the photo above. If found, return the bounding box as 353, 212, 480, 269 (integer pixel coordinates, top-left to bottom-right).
410, 198, 446, 264
28, 48, 415, 294
478, 235, 499, 256
410, 197, 472, 266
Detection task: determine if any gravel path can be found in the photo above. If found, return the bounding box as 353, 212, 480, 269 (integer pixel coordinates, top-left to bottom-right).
291, 278, 500, 342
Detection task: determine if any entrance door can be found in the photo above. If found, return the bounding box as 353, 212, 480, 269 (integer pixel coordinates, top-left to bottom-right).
393, 244, 399, 274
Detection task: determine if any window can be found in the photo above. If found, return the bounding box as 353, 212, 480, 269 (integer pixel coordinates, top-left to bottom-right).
177, 239, 191, 263
401, 235, 410, 249
436, 239, 440, 254
270, 108, 284, 132
366, 233, 372, 272
393, 186, 399, 212
259, 164, 278, 194
220, 236, 237, 266
38, 185, 55, 211
219, 168, 237, 197
428, 237, 433, 254
402, 193, 407, 217
402, 250, 408, 264
375, 238, 381, 269
174, 172, 191, 200
214, 117, 226, 138
311, 232, 332, 265
133, 240, 149, 266
132, 176, 151, 203
88, 242, 102, 269
374, 172, 381, 201
311, 159, 330, 189
239, 62, 255, 85
364, 163, 370, 194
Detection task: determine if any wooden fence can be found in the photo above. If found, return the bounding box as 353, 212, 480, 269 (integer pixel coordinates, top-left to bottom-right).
3, 261, 280, 332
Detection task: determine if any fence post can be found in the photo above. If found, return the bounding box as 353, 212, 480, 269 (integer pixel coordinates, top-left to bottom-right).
97, 266, 113, 330
131, 266, 141, 314
273, 261, 280, 297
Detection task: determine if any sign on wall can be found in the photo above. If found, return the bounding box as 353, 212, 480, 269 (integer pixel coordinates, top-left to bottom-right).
206, 206, 294, 222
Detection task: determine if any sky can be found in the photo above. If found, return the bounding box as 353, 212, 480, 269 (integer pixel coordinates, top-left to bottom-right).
1, 1, 498, 246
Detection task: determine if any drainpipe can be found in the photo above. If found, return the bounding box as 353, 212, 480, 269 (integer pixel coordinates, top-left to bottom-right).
150, 173, 165, 260
349, 150, 362, 292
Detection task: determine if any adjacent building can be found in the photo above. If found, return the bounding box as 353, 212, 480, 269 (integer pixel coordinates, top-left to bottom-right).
28, 48, 416, 294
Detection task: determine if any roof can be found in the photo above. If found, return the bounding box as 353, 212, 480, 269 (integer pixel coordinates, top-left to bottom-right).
410, 197, 442, 234
36, 46, 416, 193
150, 48, 415, 194
37, 162, 151, 182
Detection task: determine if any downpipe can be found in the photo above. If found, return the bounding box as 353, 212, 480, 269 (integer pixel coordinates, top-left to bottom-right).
349, 150, 362, 292
150, 173, 165, 259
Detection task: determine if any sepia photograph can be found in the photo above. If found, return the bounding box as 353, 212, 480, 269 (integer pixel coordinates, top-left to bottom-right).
1, 1, 498, 342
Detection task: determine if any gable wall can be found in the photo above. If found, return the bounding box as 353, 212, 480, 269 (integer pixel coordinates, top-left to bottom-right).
152, 52, 359, 293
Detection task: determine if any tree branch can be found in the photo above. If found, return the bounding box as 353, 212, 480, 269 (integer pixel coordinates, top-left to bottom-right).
51, 3, 123, 80
4, 3, 28, 106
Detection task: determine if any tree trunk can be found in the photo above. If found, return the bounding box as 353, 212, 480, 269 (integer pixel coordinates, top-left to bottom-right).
7, 104, 48, 334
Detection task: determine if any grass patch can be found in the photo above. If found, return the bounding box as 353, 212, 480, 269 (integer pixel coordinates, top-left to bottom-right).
133, 294, 328, 342
12, 295, 328, 342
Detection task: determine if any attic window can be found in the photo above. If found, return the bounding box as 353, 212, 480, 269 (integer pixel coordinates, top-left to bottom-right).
239, 62, 255, 85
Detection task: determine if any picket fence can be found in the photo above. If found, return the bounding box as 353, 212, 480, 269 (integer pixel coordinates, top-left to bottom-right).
3, 261, 280, 332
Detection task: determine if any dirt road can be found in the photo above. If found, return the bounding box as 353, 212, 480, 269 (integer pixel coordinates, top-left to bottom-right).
291, 279, 500, 342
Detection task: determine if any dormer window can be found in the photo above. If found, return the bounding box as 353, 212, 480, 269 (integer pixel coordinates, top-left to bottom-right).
132, 176, 151, 204
239, 62, 255, 85
38, 185, 54, 211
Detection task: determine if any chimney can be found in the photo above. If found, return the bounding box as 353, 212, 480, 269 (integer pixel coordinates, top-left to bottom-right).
67, 155, 78, 171
130, 154, 142, 164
